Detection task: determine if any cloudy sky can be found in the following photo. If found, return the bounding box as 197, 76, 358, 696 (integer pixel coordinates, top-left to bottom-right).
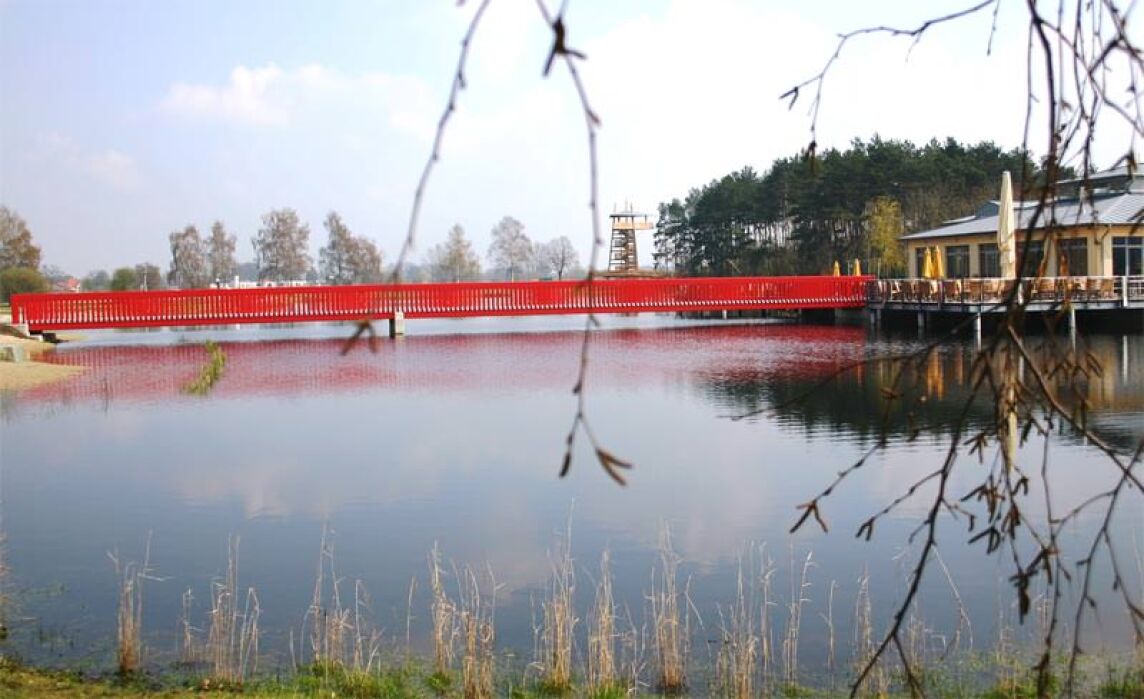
0, 0, 1137, 276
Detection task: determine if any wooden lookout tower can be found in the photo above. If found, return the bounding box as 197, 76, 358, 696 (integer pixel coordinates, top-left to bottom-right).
606, 204, 654, 275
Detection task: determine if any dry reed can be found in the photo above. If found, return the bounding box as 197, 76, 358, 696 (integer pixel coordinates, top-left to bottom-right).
758, 544, 777, 689
351, 580, 382, 672
851, 567, 888, 697
715, 553, 758, 699
108, 542, 152, 675
177, 588, 199, 665
536, 518, 576, 691
781, 549, 814, 687
458, 566, 496, 699
587, 549, 618, 692
404, 576, 417, 665
0, 531, 8, 641
429, 542, 455, 677
651, 524, 688, 693
206, 536, 260, 684
821, 579, 837, 675
933, 548, 973, 656
306, 525, 348, 667
298, 527, 381, 674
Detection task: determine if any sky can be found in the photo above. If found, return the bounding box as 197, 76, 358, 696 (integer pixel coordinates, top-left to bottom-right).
0, 0, 1138, 277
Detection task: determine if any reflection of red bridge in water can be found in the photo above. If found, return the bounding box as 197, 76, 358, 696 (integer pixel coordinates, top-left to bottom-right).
11, 276, 872, 333
21, 325, 868, 405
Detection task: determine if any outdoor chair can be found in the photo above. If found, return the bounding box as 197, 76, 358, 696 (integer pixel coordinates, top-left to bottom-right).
963, 279, 983, 303
981, 279, 1001, 303
1032, 277, 1058, 301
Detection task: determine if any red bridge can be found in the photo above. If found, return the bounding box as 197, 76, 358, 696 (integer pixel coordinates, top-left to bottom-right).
11, 275, 871, 333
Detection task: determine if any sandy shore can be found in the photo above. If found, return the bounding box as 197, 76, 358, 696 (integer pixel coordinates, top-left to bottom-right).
0, 335, 85, 391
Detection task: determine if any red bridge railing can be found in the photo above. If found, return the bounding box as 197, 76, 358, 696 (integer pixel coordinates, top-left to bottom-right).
10, 276, 872, 332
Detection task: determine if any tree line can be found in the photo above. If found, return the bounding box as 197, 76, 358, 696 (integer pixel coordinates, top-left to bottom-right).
0, 204, 583, 302
655, 136, 1066, 278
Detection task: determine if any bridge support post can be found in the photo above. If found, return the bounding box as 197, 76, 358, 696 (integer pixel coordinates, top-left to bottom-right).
389, 311, 405, 338
973, 313, 982, 349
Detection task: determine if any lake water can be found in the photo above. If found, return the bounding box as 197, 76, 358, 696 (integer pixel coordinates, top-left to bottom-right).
1, 315, 1141, 684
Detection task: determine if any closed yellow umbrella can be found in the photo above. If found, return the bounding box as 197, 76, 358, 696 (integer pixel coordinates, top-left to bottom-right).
921, 248, 934, 279
932, 246, 945, 279
853, 258, 861, 276
832, 260, 841, 276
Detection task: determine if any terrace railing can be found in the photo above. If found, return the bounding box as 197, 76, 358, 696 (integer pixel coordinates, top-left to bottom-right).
868, 276, 1144, 309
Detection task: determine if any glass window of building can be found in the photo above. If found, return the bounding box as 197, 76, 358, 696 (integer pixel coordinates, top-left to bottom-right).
1019, 240, 1045, 277
945, 245, 970, 278
1057, 238, 1088, 276
915, 248, 928, 277
978, 243, 999, 277
1112, 236, 1143, 276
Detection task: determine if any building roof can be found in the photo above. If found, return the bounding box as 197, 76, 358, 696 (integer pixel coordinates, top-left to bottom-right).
1056, 165, 1143, 192
901, 190, 1144, 241
902, 166, 1144, 241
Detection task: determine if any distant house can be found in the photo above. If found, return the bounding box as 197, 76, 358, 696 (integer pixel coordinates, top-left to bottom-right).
52, 276, 81, 293
900, 167, 1144, 278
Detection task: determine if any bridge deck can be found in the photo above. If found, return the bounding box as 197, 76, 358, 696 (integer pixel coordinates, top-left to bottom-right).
11, 276, 872, 332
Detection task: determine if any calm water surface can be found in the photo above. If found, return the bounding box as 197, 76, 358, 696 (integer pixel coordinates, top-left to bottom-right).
1, 315, 1141, 676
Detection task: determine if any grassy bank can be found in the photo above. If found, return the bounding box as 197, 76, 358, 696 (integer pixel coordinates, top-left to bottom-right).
2, 655, 1142, 698
0, 656, 434, 698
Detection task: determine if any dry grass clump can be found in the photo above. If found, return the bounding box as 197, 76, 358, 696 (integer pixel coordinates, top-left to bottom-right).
429, 542, 456, 677
758, 545, 777, 687
458, 566, 496, 699
715, 554, 758, 699
534, 519, 577, 692
424, 543, 498, 697
302, 527, 382, 673
781, 549, 814, 687
851, 567, 888, 697
205, 536, 260, 684
108, 543, 154, 675
587, 549, 617, 692
650, 524, 690, 693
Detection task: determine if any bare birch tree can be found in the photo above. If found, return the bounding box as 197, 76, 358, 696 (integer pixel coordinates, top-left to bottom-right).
488, 216, 533, 281
540, 236, 580, 280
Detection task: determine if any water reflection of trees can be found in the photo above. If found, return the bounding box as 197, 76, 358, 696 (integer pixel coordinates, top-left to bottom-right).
697, 334, 1144, 453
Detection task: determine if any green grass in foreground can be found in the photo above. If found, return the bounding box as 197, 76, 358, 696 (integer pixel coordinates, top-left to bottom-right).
0, 657, 434, 698
3, 655, 1143, 698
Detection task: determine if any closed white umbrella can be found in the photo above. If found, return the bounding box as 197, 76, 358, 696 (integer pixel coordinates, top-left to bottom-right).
998, 171, 1017, 278
997, 171, 1018, 472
